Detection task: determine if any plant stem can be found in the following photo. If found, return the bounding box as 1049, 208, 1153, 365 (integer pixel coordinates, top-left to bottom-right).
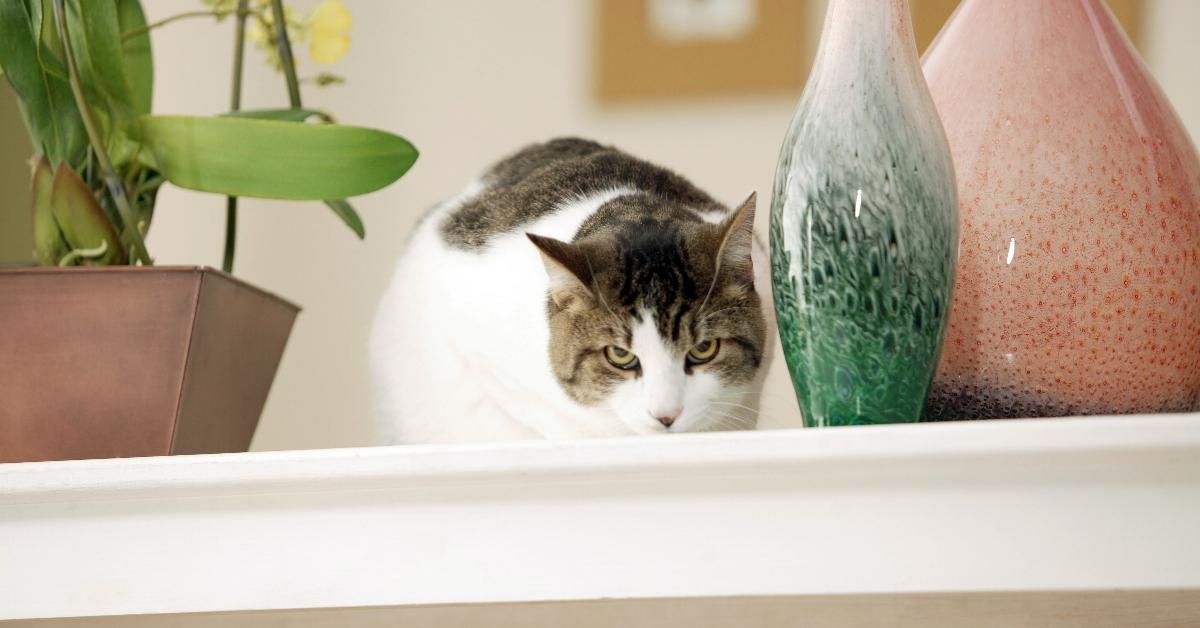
84, 147, 95, 188
270, 0, 303, 108
223, 0, 250, 274
120, 9, 257, 41
231, 4, 249, 111
223, 198, 237, 273
53, 0, 152, 265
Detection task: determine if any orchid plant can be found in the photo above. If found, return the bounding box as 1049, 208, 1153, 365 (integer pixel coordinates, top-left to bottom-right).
0, 0, 416, 272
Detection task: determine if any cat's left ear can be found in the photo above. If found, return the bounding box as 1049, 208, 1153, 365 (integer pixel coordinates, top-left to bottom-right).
715, 192, 756, 283
527, 233, 595, 310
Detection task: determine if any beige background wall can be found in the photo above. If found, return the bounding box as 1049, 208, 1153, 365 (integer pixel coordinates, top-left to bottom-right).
4, 1, 1197, 450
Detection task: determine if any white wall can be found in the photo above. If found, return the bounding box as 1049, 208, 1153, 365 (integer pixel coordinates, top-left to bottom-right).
143, 0, 1200, 451
1143, 0, 1200, 142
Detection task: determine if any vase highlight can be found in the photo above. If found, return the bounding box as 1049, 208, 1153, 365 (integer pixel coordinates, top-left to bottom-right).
923, 0, 1200, 420
770, 0, 958, 426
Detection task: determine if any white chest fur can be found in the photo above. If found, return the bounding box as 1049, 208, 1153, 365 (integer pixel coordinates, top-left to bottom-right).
369, 186, 635, 443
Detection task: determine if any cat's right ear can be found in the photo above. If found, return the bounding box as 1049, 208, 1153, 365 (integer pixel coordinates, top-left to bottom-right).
527, 233, 595, 310
714, 191, 756, 283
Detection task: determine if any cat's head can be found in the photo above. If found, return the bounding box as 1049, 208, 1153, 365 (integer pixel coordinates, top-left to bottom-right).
528, 193, 766, 435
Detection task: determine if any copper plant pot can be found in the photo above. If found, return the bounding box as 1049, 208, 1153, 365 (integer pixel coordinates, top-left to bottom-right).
0, 266, 299, 463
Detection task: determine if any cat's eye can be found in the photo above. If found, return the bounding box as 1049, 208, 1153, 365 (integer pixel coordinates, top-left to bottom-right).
687, 339, 720, 364
604, 346, 639, 369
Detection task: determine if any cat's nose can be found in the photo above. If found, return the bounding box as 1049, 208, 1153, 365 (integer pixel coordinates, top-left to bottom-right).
651, 410, 680, 428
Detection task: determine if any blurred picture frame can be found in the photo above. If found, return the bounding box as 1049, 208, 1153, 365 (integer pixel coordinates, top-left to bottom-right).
594, 0, 1143, 104
594, 0, 810, 102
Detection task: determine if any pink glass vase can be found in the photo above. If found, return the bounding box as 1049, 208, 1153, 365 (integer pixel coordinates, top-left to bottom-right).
923, 0, 1200, 419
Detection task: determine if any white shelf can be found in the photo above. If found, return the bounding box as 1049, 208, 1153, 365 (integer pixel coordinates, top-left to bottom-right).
3, 414, 1200, 626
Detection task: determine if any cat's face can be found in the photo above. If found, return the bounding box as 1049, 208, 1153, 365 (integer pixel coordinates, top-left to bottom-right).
529, 194, 765, 434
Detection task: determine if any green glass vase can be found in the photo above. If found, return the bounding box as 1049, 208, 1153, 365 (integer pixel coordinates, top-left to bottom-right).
769, 0, 958, 427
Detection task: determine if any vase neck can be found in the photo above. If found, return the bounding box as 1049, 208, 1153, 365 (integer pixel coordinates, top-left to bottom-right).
926, 0, 1141, 71
945, 0, 1122, 38
814, 0, 918, 72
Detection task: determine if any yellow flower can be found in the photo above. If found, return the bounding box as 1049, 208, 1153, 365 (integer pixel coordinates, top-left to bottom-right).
245, 2, 305, 70
245, 14, 268, 44
306, 0, 351, 65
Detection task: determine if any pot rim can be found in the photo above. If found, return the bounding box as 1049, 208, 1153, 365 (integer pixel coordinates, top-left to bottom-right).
0, 265, 300, 312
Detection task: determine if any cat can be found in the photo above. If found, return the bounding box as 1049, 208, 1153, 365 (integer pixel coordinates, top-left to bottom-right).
370, 138, 773, 444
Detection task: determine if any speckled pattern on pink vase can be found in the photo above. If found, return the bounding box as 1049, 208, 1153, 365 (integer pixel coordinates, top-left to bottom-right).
922, 0, 1200, 419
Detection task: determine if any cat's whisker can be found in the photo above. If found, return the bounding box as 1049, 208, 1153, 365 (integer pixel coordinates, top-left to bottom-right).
584, 254, 628, 331
710, 392, 761, 406
705, 391, 753, 401
703, 408, 758, 432
748, 391, 795, 406
715, 412, 754, 426
706, 401, 760, 416
694, 268, 723, 327
712, 417, 756, 432
712, 389, 758, 401
722, 408, 758, 422
705, 401, 753, 410
695, 305, 754, 326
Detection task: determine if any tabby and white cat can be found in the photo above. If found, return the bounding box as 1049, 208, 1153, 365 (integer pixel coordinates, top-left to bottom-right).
370, 138, 772, 443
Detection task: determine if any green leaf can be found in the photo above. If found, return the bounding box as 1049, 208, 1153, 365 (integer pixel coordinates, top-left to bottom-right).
222, 108, 335, 123
34, 0, 68, 80
138, 115, 419, 200
50, 161, 126, 265
115, 0, 151, 115
63, 0, 136, 141
0, 0, 87, 161
324, 199, 364, 239
30, 155, 70, 266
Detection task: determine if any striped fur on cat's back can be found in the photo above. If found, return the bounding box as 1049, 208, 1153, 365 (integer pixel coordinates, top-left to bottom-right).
370, 138, 773, 444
